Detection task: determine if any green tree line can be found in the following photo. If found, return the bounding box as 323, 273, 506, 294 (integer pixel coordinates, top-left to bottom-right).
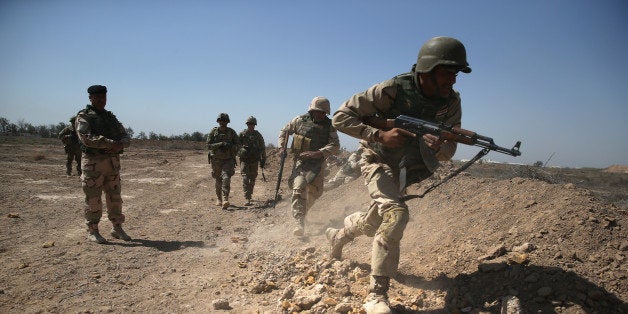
0, 116, 206, 142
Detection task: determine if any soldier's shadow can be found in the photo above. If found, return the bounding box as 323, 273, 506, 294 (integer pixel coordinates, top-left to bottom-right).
395, 262, 627, 313
114, 238, 205, 252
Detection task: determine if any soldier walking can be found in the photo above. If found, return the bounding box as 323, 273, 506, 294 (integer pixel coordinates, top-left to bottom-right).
278, 97, 340, 236
238, 116, 267, 206
327, 36, 471, 313
58, 115, 82, 176
207, 113, 240, 210
76, 85, 132, 244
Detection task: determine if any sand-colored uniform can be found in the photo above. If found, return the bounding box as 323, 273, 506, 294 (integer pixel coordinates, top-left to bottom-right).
207, 127, 240, 202
278, 113, 340, 223
238, 129, 266, 201
75, 105, 131, 231
332, 72, 461, 278
58, 124, 82, 175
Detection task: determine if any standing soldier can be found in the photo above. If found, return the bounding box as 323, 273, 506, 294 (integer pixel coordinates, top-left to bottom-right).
58, 115, 82, 176
207, 113, 240, 210
238, 116, 267, 206
278, 96, 340, 236
76, 85, 131, 244
327, 36, 471, 313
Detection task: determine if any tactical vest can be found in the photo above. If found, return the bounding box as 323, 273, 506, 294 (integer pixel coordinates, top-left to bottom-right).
78, 105, 126, 155
238, 130, 263, 160
295, 113, 332, 151
208, 127, 238, 159
371, 73, 453, 186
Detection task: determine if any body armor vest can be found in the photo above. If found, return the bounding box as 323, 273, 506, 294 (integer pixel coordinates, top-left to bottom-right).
208, 127, 238, 159
239, 130, 263, 160
293, 113, 332, 179
79, 105, 126, 155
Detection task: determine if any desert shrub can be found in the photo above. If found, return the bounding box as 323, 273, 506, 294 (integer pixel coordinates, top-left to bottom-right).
33, 153, 46, 161
513, 165, 557, 183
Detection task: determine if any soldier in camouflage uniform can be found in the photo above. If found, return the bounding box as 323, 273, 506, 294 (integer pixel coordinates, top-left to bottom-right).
238, 116, 267, 206
207, 113, 240, 210
278, 97, 340, 236
327, 37, 471, 313
58, 116, 82, 176
326, 147, 364, 190
76, 85, 131, 244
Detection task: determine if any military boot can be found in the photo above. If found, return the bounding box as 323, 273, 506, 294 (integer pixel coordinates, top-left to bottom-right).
292, 217, 305, 237
111, 224, 131, 241
87, 224, 107, 244
363, 275, 392, 314
222, 195, 230, 210
325, 228, 353, 259
66, 165, 72, 176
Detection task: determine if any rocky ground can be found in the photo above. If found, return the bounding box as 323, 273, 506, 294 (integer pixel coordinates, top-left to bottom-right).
0, 136, 626, 313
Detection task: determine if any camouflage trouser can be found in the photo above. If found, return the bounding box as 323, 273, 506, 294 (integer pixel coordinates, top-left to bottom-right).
240, 159, 259, 200
291, 170, 324, 222
81, 154, 125, 229
342, 159, 409, 278
211, 157, 236, 200
65, 147, 82, 175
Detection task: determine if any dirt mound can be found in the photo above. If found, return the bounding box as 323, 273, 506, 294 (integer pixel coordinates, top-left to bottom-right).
0, 138, 626, 313
605, 165, 628, 174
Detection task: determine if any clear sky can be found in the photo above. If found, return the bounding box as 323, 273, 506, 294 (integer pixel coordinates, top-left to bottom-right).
1, 0, 626, 168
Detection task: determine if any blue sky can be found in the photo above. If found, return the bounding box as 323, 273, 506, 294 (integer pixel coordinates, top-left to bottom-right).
1, 0, 626, 168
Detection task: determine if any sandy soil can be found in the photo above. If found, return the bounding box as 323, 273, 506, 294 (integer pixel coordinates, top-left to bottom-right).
0, 137, 626, 313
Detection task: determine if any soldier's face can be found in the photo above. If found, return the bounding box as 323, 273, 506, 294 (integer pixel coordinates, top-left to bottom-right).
310, 110, 327, 122
246, 123, 255, 131
89, 93, 107, 110
420, 66, 458, 98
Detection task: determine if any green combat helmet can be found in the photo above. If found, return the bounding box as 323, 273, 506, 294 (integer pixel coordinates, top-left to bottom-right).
308, 96, 330, 115
415, 36, 471, 74
246, 116, 257, 125
217, 113, 230, 123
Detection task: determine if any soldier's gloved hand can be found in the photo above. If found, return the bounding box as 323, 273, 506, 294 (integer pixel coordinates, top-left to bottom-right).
260, 158, 266, 168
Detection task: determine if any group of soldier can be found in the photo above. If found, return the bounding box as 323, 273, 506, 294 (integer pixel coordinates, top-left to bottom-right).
59, 36, 472, 313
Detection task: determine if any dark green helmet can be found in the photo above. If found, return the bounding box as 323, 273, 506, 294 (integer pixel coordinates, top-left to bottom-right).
415, 36, 471, 74
245, 116, 257, 125
216, 113, 230, 123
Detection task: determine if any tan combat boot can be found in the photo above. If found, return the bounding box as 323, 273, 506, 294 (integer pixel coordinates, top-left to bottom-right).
222, 195, 230, 210
244, 198, 252, 206
87, 224, 107, 244
292, 217, 305, 237
325, 227, 353, 259
111, 224, 131, 241
363, 275, 392, 314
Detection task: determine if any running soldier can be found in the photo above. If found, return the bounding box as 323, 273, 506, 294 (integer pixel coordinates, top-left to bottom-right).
207, 113, 240, 210
76, 85, 132, 244
238, 116, 267, 206
328, 36, 471, 313
58, 115, 82, 176
278, 96, 340, 236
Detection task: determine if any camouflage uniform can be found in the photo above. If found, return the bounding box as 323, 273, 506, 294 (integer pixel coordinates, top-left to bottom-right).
76, 85, 131, 243
207, 123, 240, 207
328, 36, 471, 312
278, 102, 340, 234
326, 147, 363, 189
58, 117, 82, 176
238, 126, 266, 204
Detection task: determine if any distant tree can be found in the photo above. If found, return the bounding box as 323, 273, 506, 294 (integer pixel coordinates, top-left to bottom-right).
533, 161, 544, 167
125, 126, 134, 139
0, 117, 9, 133
190, 131, 205, 142
136, 131, 147, 140
36, 125, 50, 138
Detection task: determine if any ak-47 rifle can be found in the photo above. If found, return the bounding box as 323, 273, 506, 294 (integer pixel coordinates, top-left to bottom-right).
273, 139, 288, 208
366, 115, 521, 198
394, 115, 521, 157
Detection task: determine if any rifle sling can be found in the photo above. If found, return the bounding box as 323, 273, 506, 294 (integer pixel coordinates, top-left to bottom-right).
402, 148, 490, 201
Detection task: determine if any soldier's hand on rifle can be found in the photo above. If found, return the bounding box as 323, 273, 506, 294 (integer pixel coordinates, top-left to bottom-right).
299, 150, 324, 159
422, 134, 442, 151
376, 128, 416, 148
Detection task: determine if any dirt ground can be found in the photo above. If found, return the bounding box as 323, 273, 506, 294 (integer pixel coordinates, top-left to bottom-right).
0, 137, 626, 313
